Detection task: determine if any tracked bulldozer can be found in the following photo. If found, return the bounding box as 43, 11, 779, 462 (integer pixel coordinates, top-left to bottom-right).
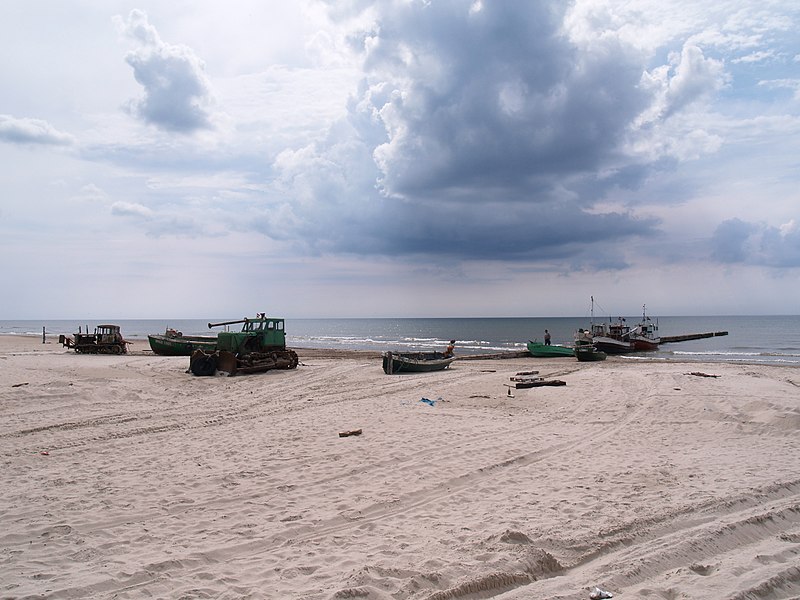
188, 314, 299, 376
59, 324, 129, 354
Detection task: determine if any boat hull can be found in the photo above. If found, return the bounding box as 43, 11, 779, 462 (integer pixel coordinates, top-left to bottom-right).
592, 336, 634, 355
574, 346, 607, 361
148, 334, 218, 356
527, 341, 574, 358
382, 351, 456, 374
631, 337, 660, 352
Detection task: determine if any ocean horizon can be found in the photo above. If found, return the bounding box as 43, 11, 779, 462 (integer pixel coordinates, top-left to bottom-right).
2, 315, 799, 366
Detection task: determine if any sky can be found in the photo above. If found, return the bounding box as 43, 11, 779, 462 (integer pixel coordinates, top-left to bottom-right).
1, 1, 798, 319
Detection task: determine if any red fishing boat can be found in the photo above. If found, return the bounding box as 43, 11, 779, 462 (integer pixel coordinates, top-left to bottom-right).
628, 305, 660, 351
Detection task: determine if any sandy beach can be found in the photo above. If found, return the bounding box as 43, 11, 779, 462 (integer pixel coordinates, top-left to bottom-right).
1, 334, 799, 599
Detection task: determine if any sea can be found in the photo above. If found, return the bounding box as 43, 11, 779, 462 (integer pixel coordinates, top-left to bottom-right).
1, 315, 799, 366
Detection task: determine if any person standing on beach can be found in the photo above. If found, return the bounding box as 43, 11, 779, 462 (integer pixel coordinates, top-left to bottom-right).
544, 330, 551, 345
443, 340, 456, 357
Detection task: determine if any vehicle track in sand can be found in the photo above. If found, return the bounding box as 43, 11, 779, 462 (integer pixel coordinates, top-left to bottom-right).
4, 357, 799, 599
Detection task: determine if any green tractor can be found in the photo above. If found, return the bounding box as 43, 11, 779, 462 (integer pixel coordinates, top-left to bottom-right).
189, 314, 299, 376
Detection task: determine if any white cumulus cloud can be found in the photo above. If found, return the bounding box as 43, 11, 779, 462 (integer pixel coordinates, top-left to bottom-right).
0, 114, 74, 146
115, 9, 213, 133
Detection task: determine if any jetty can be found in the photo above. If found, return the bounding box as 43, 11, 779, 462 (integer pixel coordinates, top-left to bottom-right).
660, 331, 728, 344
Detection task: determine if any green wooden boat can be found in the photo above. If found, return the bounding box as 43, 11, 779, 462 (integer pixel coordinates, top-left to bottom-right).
526, 340, 575, 358
382, 351, 456, 374
148, 329, 218, 356
574, 345, 607, 362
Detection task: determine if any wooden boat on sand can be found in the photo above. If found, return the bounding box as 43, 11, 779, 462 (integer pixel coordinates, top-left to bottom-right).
148, 329, 218, 356
574, 345, 607, 361
382, 351, 456, 374
527, 341, 575, 358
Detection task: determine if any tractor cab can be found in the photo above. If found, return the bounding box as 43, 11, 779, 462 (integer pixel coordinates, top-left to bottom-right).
95, 324, 124, 344
216, 315, 287, 353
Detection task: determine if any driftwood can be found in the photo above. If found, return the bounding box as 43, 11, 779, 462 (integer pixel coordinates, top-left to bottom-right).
686, 372, 720, 378
338, 429, 362, 437
515, 379, 566, 388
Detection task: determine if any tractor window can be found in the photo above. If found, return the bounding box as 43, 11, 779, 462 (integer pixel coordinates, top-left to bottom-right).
278, 322, 284, 330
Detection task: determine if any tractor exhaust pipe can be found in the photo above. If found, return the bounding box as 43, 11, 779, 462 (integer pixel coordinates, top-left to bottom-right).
208, 318, 249, 329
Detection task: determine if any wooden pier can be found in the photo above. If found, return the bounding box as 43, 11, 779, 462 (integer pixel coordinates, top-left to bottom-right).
660, 331, 728, 344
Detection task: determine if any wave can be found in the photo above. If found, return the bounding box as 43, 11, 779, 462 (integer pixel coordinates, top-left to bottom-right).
673, 350, 800, 358
287, 334, 517, 354
673, 350, 762, 357
620, 349, 800, 366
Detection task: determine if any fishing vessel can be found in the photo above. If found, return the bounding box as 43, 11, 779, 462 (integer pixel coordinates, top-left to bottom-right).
583, 298, 659, 354
628, 305, 660, 351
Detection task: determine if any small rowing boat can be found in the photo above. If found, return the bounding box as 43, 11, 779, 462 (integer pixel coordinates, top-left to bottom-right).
382, 351, 456, 374
574, 345, 607, 362
148, 329, 218, 356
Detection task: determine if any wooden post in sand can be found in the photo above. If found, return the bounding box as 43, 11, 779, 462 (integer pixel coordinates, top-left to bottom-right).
42, 327, 46, 344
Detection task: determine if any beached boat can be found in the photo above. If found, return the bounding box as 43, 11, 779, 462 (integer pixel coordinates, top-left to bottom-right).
527, 341, 575, 358
589, 321, 635, 354
582, 305, 659, 354
574, 345, 607, 361
148, 329, 218, 356
573, 327, 607, 361
628, 305, 660, 351
382, 351, 456, 374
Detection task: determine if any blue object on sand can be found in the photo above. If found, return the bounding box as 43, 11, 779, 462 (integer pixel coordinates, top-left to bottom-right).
420, 397, 435, 406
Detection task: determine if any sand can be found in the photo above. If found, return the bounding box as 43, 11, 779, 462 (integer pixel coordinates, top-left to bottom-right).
1, 334, 799, 599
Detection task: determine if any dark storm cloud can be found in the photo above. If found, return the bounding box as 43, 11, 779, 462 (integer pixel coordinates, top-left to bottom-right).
712, 218, 800, 267
264, 121, 657, 268
266, 1, 669, 266
354, 2, 651, 197
711, 218, 757, 263
116, 10, 212, 133
347, 196, 655, 266
0, 114, 74, 146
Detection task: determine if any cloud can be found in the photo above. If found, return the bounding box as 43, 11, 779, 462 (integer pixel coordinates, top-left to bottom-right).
638, 42, 727, 125
731, 50, 777, 64
257, 1, 692, 266
115, 10, 212, 133
110, 199, 208, 239
759, 78, 800, 100
712, 217, 800, 267
0, 114, 74, 146
111, 200, 154, 220
72, 183, 108, 202
355, 3, 654, 197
